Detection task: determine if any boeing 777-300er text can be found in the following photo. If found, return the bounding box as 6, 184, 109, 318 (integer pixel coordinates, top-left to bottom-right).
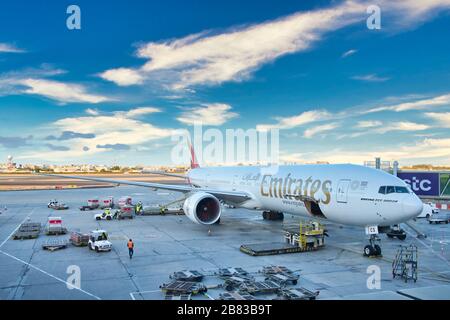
42, 145, 423, 257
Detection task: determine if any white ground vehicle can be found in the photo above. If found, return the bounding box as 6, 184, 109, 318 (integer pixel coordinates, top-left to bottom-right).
94, 209, 114, 220
427, 202, 440, 214
417, 203, 439, 219
88, 230, 112, 252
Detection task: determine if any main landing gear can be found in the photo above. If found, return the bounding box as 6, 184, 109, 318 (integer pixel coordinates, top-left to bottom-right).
262, 211, 284, 221
364, 234, 382, 257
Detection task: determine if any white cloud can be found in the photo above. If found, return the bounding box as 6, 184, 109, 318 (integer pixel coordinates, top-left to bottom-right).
373, 121, 429, 134
0, 43, 25, 53
338, 121, 429, 139
257, 110, 331, 131
280, 137, 450, 165
85, 108, 99, 116
367, 93, 450, 113
356, 120, 382, 128
351, 74, 390, 82
304, 122, 339, 138
122, 107, 161, 118
17, 78, 111, 104
177, 103, 238, 126
21, 108, 172, 161
100, 1, 450, 91
425, 112, 450, 127
98, 67, 144, 86
342, 49, 357, 58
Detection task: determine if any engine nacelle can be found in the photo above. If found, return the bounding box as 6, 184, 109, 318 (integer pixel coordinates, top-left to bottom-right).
183, 192, 221, 225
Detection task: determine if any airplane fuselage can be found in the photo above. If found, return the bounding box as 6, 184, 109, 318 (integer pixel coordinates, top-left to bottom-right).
188, 164, 423, 227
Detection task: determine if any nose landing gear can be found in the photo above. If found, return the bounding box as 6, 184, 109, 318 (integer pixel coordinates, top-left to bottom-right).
364, 235, 382, 257
364, 226, 382, 257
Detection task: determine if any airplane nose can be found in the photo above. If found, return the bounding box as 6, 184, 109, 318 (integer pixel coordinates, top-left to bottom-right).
402, 196, 423, 219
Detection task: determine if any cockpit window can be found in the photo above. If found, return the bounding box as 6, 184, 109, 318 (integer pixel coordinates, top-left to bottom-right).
379, 185, 410, 194
386, 186, 395, 194
395, 186, 409, 193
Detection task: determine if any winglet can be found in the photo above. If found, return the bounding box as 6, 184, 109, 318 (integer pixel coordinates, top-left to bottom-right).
188, 139, 200, 169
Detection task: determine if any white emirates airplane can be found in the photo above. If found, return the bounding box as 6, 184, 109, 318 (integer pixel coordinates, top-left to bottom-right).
43, 145, 423, 257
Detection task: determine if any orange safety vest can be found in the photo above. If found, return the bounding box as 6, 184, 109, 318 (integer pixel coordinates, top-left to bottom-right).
127, 241, 134, 249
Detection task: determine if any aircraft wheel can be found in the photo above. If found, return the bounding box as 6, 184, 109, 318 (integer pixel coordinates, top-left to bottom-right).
364, 245, 374, 257
262, 211, 268, 220
374, 245, 382, 256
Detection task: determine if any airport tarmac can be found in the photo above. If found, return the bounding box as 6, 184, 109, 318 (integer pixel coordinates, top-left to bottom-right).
0, 186, 449, 300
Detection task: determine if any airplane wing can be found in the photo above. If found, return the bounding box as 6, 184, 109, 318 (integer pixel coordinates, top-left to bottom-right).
141, 170, 187, 179
40, 174, 252, 204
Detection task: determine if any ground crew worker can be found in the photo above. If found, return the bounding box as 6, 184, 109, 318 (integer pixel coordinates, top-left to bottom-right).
127, 239, 134, 259
103, 207, 111, 217
135, 201, 143, 215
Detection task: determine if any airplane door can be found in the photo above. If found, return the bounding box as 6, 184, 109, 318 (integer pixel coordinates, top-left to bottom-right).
337, 179, 350, 203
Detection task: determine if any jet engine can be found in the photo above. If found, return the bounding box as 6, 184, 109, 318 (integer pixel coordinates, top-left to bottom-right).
183, 192, 221, 225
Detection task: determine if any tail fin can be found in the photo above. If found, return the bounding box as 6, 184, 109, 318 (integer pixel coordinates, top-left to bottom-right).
188, 139, 200, 169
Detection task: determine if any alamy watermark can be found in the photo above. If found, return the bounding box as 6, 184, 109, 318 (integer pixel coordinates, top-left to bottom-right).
66, 5, 81, 30
367, 5, 381, 30
66, 265, 81, 290
366, 265, 381, 290
171, 124, 280, 171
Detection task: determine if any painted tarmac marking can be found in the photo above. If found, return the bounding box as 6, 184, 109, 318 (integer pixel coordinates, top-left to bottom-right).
0, 209, 35, 249
404, 229, 450, 268
0, 209, 101, 300
0, 249, 101, 300
129, 289, 160, 300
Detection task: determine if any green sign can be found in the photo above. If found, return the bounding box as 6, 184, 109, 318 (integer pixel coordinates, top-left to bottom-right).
440, 173, 450, 197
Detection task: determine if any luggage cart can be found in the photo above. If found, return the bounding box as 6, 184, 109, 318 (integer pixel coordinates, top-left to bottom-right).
238, 280, 281, 295
170, 270, 204, 282
13, 222, 41, 240
160, 281, 207, 295
219, 292, 256, 300
70, 232, 89, 247
164, 293, 192, 300
217, 267, 250, 278
42, 239, 68, 252
276, 288, 320, 300
223, 276, 253, 291
265, 273, 299, 286
261, 265, 294, 275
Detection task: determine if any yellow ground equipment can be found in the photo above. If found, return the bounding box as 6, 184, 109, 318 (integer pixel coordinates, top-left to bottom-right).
284, 221, 325, 251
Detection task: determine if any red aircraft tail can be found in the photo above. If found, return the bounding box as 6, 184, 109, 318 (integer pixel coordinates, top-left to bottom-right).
188, 139, 200, 169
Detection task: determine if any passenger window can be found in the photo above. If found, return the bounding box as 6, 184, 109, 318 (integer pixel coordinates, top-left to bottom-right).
395, 186, 409, 194
378, 186, 386, 194
386, 186, 395, 194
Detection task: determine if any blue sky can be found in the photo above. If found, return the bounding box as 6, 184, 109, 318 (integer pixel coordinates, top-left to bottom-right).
1, 0, 450, 166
